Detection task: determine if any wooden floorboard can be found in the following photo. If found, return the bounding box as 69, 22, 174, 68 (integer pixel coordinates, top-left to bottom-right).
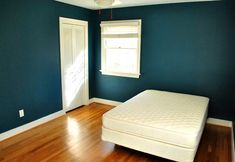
0, 103, 232, 162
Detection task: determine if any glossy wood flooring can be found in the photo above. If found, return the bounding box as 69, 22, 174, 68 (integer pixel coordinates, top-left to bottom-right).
0, 103, 233, 162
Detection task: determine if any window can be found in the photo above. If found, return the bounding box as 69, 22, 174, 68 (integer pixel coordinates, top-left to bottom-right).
100, 20, 142, 78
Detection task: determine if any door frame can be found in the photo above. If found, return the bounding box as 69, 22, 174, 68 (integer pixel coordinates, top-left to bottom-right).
59, 17, 89, 111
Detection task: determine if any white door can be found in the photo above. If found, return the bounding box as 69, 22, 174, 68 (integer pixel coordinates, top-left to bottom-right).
60, 17, 89, 112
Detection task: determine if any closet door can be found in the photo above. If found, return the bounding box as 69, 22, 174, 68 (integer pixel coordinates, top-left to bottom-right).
60, 18, 88, 112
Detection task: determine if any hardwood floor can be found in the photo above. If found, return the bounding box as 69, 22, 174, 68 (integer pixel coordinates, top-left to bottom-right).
0, 103, 232, 162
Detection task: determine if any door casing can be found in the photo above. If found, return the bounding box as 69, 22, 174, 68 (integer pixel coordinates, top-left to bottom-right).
59, 17, 89, 112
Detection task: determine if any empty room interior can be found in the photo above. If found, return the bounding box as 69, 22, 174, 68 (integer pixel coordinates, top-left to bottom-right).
0, 0, 234, 162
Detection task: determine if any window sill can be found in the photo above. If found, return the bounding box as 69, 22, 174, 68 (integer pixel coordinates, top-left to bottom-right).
100, 70, 140, 78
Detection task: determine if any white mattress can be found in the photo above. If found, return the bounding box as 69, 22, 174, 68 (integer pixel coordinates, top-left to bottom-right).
103, 90, 209, 149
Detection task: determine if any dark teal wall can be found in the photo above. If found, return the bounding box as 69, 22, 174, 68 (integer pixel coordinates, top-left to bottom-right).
0, 0, 94, 133
0, 0, 234, 134
94, 1, 235, 122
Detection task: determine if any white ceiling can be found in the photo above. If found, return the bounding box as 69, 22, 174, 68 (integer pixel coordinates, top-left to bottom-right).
55, 0, 217, 10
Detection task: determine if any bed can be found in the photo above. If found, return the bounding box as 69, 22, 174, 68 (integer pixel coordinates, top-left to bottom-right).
102, 90, 209, 162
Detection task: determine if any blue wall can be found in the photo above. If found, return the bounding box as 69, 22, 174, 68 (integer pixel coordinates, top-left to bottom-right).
0, 0, 94, 133
0, 0, 234, 134
94, 1, 235, 122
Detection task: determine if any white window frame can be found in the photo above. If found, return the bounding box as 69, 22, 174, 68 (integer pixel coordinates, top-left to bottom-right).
100, 19, 142, 78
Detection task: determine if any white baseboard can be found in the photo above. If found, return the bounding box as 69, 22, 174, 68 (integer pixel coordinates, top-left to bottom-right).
232, 125, 235, 162
207, 118, 233, 127
89, 97, 122, 106
0, 110, 65, 142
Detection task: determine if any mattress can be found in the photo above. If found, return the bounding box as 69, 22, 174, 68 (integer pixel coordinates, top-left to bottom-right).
102, 90, 209, 149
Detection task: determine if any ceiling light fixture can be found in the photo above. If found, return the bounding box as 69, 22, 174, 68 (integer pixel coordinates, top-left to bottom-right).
94, 0, 115, 7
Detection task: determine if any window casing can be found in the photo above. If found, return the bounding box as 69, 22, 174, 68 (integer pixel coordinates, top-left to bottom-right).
100, 20, 142, 78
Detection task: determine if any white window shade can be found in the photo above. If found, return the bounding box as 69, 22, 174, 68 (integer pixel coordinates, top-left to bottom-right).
102, 26, 139, 34
100, 20, 142, 78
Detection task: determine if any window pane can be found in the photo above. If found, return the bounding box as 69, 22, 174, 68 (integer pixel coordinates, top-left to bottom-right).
105, 49, 137, 73
105, 38, 138, 49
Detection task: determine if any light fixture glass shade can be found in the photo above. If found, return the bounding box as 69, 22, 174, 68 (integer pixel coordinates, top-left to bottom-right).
95, 0, 115, 7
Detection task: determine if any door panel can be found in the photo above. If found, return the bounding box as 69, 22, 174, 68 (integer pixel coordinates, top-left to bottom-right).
63, 27, 73, 72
